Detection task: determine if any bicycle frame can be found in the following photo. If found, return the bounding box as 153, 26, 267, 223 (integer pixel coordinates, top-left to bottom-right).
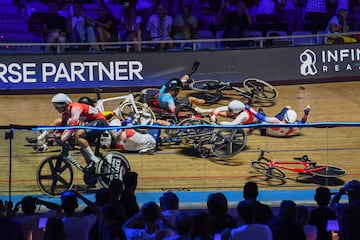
262, 157, 327, 175
95, 92, 138, 115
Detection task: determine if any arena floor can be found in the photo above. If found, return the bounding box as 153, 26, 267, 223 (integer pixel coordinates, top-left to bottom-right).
0, 80, 359, 207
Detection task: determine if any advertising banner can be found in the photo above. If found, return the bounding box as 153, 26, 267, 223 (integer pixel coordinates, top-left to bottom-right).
0, 43, 359, 91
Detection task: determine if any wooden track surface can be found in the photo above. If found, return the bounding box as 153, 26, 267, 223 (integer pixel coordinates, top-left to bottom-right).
0, 81, 359, 199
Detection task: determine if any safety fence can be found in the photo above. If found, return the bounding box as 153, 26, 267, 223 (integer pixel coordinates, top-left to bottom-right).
0, 122, 358, 208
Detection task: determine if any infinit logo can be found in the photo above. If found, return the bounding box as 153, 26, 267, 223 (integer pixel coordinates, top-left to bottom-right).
300, 49, 317, 76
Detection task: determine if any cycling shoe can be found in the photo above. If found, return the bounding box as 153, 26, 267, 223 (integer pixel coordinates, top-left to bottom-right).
139, 147, 155, 154
32, 144, 48, 152
26, 137, 39, 144
85, 161, 95, 171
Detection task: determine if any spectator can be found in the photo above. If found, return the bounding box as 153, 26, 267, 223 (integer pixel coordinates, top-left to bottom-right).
12, 196, 61, 240
0, 213, 25, 240
296, 205, 317, 240
120, 171, 140, 219
206, 192, 237, 235
277, 0, 303, 33
330, 179, 360, 240
43, 217, 66, 240
94, 4, 118, 51
268, 200, 306, 240
216, 0, 254, 48
67, 1, 96, 50
122, 201, 173, 239
303, 0, 329, 33
240, 181, 274, 225
309, 186, 336, 240
120, 4, 143, 52
173, 4, 198, 49
163, 212, 193, 240
146, 1, 173, 50
160, 191, 181, 230
191, 211, 213, 240
255, 0, 279, 35
223, 200, 272, 240
325, 8, 357, 44
97, 203, 124, 240
42, 0, 67, 52
60, 190, 99, 240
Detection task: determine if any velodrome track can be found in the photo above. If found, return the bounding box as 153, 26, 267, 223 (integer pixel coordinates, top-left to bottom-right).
0, 81, 359, 207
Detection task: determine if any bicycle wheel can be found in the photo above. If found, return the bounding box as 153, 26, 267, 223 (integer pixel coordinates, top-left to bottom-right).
243, 78, 279, 102
250, 161, 287, 179
210, 128, 247, 158
96, 151, 131, 188
36, 155, 74, 197
174, 104, 202, 123
177, 118, 214, 142
189, 79, 228, 92
311, 165, 346, 178
118, 101, 156, 131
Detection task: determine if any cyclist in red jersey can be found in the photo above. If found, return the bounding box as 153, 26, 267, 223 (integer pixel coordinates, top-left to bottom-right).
51, 93, 108, 170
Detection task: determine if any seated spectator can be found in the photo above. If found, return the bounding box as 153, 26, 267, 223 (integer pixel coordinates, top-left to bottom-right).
42, 0, 67, 52
160, 191, 181, 230
296, 205, 317, 240
255, 0, 279, 35
206, 192, 237, 235
325, 8, 357, 44
93, 4, 119, 51
268, 200, 306, 240
330, 180, 360, 240
222, 200, 272, 240
309, 186, 337, 240
216, 0, 254, 48
146, 2, 173, 50
173, 4, 198, 49
67, 1, 96, 50
277, 0, 303, 33
12, 196, 61, 240
240, 181, 273, 224
303, 0, 330, 33
0, 213, 25, 240
120, 4, 142, 52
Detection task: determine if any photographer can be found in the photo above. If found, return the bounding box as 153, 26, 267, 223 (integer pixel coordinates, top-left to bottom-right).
330, 180, 360, 240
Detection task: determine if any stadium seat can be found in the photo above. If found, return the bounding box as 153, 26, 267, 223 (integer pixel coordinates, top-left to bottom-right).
291, 31, 315, 46
196, 30, 217, 50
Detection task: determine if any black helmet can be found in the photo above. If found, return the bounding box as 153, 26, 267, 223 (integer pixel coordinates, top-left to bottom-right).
165, 78, 182, 91
78, 96, 94, 106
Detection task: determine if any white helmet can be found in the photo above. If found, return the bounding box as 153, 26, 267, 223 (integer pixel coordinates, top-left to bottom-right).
228, 100, 245, 113
284, 109, 297, 123
51, 93, 72, 106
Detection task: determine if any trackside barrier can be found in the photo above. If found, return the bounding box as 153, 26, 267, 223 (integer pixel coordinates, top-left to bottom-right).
0, 122, 358, 209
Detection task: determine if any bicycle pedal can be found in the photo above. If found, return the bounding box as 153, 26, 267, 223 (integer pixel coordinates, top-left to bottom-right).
32, 144, 48, 152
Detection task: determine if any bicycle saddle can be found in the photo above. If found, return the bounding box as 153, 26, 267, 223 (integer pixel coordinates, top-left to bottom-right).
294, 155, 310, 162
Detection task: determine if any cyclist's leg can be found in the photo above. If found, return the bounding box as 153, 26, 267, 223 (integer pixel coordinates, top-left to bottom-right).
77, 119, 108, 169
274, 106, 290, 121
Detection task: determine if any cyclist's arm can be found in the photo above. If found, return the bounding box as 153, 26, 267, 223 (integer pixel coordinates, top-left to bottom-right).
219, 111, 249, 125
299, 105, 310, 124
210, 106, 228, 122
61, 105, 82, 141
245, 105, 281, 123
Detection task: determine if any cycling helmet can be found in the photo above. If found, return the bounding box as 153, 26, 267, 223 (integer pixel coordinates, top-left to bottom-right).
51, 93, 72, 106
228, 100, 245, 114
78, 96, 94, 106
165, 78, 182, 91
284, 109, 297, 123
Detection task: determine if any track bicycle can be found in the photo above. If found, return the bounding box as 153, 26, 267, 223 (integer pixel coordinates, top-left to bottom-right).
163, 117, 247, 158
94, 90, 156, 126
36, 135, 131, 197
188, 78, 279, 105
250, 148, 346, 180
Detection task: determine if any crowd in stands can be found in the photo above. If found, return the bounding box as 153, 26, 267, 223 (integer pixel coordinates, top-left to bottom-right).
6, 0, 360, 52
1, 172, 360, 239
